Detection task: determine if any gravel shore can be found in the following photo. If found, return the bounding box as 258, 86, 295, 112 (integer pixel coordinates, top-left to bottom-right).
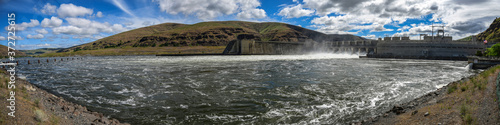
0, 69, 129, 125
354, 66, 500, 125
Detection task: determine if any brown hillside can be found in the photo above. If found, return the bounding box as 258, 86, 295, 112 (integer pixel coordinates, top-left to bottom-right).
477, 18, 500, 43
0, 44, 26, 57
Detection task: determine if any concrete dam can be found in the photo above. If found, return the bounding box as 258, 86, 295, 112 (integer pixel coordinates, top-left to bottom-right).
223, 36, 486, 60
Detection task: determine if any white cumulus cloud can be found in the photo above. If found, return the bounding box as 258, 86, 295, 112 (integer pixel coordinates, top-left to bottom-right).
35, 29, 49, 34
311, 15, 392, 33
237, 9, 267, 19
41, 17, 63, 28
4, 19, 39, 31
53, 18, 127, 37
10, 36, 23, 40
27, 34, 44, 39
41, 3, 57, 15
155, 0, 266, 20
362, 35, 377, 40
53, 25, 83, 35
0, 36, 5, 41
278, 4, 315, 18
96, 11, 103, 18
57, 3, 93, 18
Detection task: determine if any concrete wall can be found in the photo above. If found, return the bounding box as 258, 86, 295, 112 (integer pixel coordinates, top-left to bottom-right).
329, 40, 378, 54
223, 40, 306, 55
249, 41, 305, 54
375, 40, 485, 58
422, 36, 452, 42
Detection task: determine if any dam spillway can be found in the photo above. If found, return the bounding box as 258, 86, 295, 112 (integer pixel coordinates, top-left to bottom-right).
223, 39, 378, 55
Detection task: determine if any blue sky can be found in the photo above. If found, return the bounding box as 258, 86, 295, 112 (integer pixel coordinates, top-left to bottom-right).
0, 0, 499, 50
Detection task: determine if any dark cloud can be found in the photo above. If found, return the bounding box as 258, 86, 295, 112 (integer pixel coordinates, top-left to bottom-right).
430, 4, 438, 11
337, 0, 367, 11
384, 0, 396, 5
453, 0, 490, 5
308, 0, 368, 14
365, 3, 385, 14
306, 0, 435, 18
414, 28, 432, 33
379, 13, 391, 18
449, 21, 487, 35
383, 6, 423, 17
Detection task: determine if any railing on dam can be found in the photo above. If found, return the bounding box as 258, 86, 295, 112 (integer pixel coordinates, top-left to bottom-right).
328, 40, 378, 47
377, 41, 486, 49
380, 40, 483, 44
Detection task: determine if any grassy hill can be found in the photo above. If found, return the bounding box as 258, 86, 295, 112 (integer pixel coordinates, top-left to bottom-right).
20, 48, 64, 56
458, 36, 473, 41
477, 18, 500, 43
49, 21, 364, 56
0, 44, 26, 57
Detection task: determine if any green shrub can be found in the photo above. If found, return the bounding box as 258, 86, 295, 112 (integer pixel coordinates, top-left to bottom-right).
486, 42, 500, 56
21, 86, 27, 93
477, 81, 485, 90
464, 113, 474, 124
465, 96, 471, 103
460, 103, 468, 116
476, 51, 483, 56
448, 84, 458, 94
0, 109, 3, 123
50, 115, 60, 125
461, 86, 468, 92
34, 99, 40, 108
34, 109, 48, 122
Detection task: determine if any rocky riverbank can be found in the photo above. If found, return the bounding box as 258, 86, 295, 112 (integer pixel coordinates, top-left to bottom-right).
0, 69, 129, 125
353, 65, 500, 125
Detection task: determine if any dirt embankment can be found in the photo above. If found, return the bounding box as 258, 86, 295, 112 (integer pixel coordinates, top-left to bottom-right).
354, 66, 500, 125
0, 69, 129, 125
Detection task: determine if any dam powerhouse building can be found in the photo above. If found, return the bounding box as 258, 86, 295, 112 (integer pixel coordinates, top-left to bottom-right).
369, 32, 485, 60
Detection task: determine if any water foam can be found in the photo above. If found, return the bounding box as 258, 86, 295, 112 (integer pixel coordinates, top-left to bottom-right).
14, 56, 475, 124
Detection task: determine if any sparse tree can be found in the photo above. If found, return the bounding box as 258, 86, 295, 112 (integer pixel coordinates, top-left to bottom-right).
486, 42, 500, 56
476, 51, 483, 56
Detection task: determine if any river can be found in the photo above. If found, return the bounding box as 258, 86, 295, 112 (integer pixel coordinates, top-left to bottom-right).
15, 54, 475, 124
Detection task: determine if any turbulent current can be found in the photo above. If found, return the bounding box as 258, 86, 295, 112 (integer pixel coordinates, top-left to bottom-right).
16, 54, 474, 124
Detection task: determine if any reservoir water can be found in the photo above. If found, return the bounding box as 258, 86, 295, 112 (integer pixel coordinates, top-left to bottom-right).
16, 54, 474, 124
